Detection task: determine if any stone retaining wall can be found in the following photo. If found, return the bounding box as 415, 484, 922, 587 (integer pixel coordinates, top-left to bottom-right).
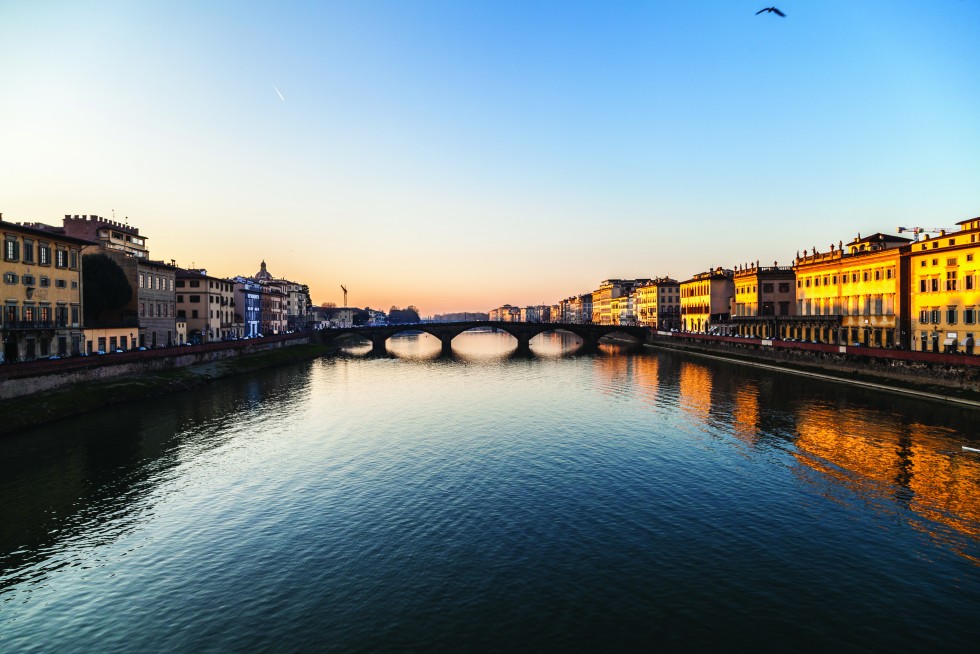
0, 333, 311, 400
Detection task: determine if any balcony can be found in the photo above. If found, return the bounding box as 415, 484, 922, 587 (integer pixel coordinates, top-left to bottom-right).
1, 320, 58, 330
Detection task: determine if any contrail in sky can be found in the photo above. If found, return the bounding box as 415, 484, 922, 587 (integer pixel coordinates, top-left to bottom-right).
273, 85, 285, 102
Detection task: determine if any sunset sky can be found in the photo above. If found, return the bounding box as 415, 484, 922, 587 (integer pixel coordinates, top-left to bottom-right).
2, 0, 978, 315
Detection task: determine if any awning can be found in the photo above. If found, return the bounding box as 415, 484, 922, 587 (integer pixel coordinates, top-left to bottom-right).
943, 338, 957, 347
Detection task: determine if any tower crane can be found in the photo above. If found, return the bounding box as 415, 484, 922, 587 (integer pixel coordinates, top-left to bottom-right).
896, 226, 956, 242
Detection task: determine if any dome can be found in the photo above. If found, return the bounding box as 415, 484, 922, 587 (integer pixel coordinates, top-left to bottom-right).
255, 260, 273, 281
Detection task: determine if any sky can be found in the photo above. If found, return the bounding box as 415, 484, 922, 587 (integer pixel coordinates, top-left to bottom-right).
1, 0, 978, 315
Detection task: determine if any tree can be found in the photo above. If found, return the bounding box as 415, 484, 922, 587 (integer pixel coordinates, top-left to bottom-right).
83, 253, 133, 322
352, 308, 370, 325
321, 301, 336, 308
388, 307, 420, 324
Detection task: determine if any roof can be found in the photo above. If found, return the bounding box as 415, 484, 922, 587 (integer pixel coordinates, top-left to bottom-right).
0, 219, 96, 246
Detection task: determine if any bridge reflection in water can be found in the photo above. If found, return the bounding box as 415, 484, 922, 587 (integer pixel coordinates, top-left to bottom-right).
320, 321, 648, 355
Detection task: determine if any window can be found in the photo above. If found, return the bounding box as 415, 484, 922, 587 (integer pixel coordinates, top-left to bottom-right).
56, 249, 68, 268
966, 308, 976, 325
55, 279, 66, 288
70, 250, 78, 269
947, 308, 958, 325
176, 280, 185, 288
931, 278, 939, 292
192, 310, 199, 319
931, 309, 941, 324
863, 272, 869, 282
762, 283, 773, 293
140, 303, 145, 317
4, 237, 18, 261
947, 257, 958, 266
190, 295, 201, 303
22, 274, 35, 285
932, 258, 938, 265
39, 277, 50, 287
190, 280, 200, 288
919, 279, 927, 293
71, 280, 78, 289
920, 260, 926, 267
968, 276, 975, 290
39, 244, 50, 265
947, 271, 957, 291
139, 274, 144, 288
22, 239, 34, 263
177, 294, 184, 302
920, 310, 930, 324
169, 279, 174, 291
71, 306, 79, 324
778, 283, 790, 293
874, 270, 881, 281
968, 254, 975, 262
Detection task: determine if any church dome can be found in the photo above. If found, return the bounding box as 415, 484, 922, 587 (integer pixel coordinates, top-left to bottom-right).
255, 260, 273, 281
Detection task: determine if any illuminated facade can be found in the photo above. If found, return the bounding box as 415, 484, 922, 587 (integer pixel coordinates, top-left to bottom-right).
908, 218, 980, 354
634, 277, 680, 330
793, 233, 910, 346
680, 268, 733, 333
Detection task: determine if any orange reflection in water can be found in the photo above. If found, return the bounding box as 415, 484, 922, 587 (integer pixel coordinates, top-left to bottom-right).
731, 384, 761, 444
630, 354, 660, 407
678, 361, 712, 425
793, 405, 980, 560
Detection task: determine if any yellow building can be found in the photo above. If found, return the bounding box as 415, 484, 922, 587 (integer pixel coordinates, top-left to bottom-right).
680, 268, 733, 333
909, 218, 980, 354
634, 277, 680, 330
83, 326, 136, 354
793, 233, 910, 347
1, 219, 87, 361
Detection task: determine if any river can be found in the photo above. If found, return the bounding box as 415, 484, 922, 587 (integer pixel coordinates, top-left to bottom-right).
2, 331, 979, 652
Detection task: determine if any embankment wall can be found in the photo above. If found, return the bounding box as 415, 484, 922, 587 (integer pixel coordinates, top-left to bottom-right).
0, 333, 311, 400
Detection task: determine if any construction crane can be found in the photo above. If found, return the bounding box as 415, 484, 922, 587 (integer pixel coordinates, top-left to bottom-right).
341, 284, 348, 307
897, 226, 956, 242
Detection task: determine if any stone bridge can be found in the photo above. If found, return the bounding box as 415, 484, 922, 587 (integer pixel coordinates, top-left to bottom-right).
317, 321, 649, 355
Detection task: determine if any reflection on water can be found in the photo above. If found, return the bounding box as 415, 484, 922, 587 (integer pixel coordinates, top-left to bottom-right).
2, 335, 979, 650
793, 404, 980, 558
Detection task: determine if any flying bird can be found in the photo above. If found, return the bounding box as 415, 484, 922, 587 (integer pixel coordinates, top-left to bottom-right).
756, 7, 786, 16
273, 85, 285, 102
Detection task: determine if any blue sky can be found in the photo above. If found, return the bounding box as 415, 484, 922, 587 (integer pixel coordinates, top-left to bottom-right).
1, 0, 978, 313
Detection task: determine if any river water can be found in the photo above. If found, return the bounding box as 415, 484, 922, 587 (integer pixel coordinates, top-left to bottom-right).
1, 331, 979, 652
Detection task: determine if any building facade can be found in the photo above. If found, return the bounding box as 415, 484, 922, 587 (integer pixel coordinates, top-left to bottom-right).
176, 269, 236, 343
233, 276, 263, 338
793, 234, 910, 347
1, 220, 86, 361
908, 219, 980, 353
680, 268, 734, 333
634, 277, 680, 330
731, 264, 795, 339
57, 214, 176, 348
